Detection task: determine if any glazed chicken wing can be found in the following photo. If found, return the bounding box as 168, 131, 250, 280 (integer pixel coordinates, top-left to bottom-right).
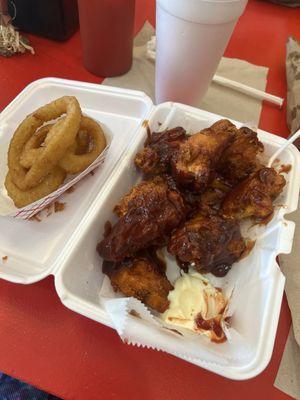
102, 255, 173, 313
171, 120, 234, 192
114, 177, 167, 217
134, 127, 187, 175
168, 214, 245, 277
196, 176, 233, 216
217, 126, 264, 184
197, 188, 228, 217
201, 119, 238, 136
97, 178, 186, 262
222, 167, 286, 221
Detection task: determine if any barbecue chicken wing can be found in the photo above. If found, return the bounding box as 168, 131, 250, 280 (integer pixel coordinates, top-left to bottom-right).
222, 167, 286, 221
217, 126, 264, 184
134, 127, 187, 175
102, 255, 173, 313
200, 119, 238, 136
171, 120, 234, 192
168, 214, 245, 277
196, 176, 233, 216
114, 177, 168, 217
97, 177, 186, 262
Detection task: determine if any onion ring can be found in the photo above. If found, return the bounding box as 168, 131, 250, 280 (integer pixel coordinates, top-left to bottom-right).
58, 116, 106, 174
5, 167, 66, 208
20, 120, 76, 169
20, 116, 106, 174
8, 96, 81, 190
75, 131, 89, 155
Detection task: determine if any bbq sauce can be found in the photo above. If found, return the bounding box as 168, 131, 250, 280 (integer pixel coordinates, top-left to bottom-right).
195, 315, 226, 343
278, 164, 292, 174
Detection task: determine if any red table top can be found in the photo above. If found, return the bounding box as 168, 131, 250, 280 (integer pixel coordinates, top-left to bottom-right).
0, 1, 299, 399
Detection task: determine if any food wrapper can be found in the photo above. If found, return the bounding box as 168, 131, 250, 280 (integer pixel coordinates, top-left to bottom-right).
0, 3, 34, 57
0, 139, 110, 220
275, 37, 300, 399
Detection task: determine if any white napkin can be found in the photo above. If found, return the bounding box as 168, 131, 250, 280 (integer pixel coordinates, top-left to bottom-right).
103, 21, 269, 126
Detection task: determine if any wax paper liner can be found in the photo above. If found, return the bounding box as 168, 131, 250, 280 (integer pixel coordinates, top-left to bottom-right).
99, 267, 256, 367
1, 144, 110, 220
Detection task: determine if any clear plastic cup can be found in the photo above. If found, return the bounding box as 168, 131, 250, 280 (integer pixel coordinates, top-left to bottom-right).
155, 0, 248, 106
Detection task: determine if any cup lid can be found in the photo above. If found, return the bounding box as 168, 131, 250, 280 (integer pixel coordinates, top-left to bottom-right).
157, 0, 248, 24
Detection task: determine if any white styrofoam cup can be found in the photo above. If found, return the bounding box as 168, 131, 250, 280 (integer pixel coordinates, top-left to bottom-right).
155, 0, 248, 106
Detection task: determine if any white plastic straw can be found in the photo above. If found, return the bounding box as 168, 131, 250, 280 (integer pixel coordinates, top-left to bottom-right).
213, 75, 284, 108
268, 128, 300, 167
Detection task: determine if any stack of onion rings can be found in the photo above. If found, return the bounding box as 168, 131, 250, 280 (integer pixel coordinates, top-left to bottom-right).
5, 96, 107, 208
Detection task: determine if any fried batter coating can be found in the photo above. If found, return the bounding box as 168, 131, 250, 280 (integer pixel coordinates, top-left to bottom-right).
196, 176, 233, 216
103, 256, 173, 313
217, 126, 264, 184
222, 167, 286, 221
197, 188, 228, 217
134, 127, 187, 175
171, 122, 234, 192
179, 175, 232, 219
168, 214, 245, 277
114, 177, 166, 217
97, 178, 186, 262
201, 119, 238, 136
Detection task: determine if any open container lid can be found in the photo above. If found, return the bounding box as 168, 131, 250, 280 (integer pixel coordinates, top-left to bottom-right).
0, 78, 153, 283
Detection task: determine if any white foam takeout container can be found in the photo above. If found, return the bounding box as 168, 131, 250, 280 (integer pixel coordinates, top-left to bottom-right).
0, 78, 299, 380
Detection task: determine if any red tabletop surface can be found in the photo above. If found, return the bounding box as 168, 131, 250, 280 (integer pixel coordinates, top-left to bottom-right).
0, 1, 299, 399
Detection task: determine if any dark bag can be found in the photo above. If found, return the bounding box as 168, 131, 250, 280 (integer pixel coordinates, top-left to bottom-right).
266, 0, 300, 7
8, 0, 79, 41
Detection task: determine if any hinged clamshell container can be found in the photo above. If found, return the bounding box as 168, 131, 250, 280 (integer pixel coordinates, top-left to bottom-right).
0, 78, 299, 380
